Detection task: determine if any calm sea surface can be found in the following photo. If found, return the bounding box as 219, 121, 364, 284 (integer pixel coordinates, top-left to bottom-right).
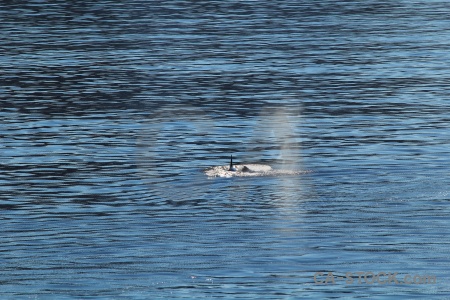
2, 1, 450, 299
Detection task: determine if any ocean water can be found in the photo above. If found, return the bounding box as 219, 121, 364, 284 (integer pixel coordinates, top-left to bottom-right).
1, 1, 450, 299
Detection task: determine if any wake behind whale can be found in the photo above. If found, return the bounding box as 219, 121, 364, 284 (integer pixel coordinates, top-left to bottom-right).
204, 155, 311, 178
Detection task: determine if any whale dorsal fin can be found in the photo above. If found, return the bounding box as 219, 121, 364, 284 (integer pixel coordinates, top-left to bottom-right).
229, 155, 236, 171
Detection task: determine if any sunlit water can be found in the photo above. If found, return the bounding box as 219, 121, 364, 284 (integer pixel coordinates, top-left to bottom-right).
2, 1, 450, 299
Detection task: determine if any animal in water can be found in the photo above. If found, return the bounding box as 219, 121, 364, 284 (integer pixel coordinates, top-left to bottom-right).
204, 155, 310, 178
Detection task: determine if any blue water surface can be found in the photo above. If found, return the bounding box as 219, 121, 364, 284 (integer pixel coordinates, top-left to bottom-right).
1, 1, 450, 299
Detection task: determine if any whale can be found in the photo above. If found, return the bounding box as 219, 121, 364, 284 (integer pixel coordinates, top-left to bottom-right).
205, 155, 311, 178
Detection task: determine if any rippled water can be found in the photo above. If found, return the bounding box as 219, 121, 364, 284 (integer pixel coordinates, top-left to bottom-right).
2, 1, 450, 298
